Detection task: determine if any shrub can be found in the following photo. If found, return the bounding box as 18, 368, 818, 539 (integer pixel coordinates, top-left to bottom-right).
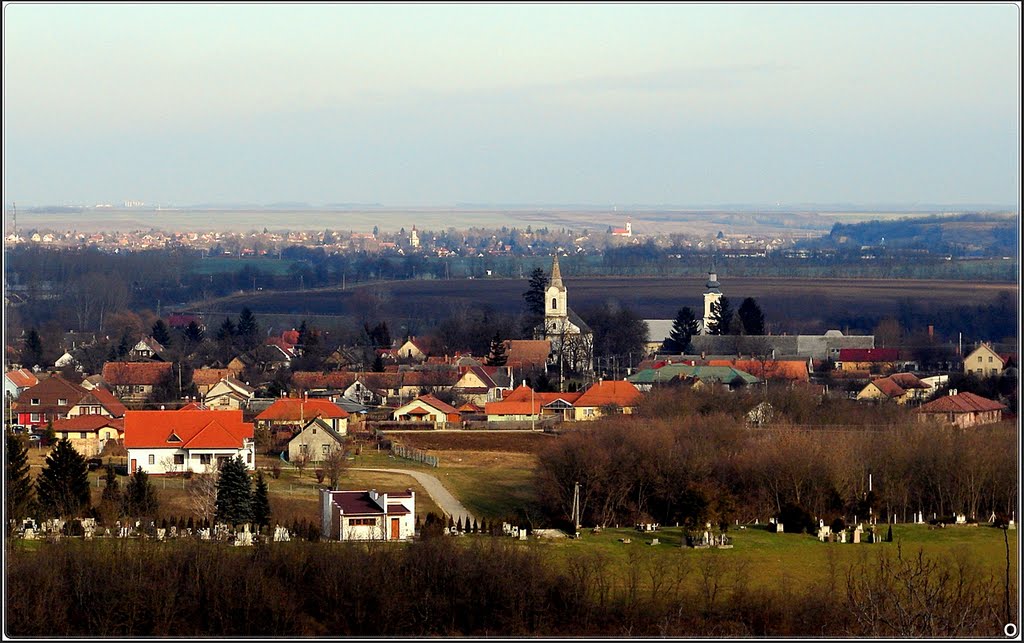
270, 463, 282, 480
315, 469, 325, 484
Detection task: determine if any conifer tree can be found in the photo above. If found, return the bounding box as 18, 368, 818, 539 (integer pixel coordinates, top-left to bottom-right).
124, 467, 160, 518
251, 470, 272, 531
663, 306, 700, 353
23, 329, 44, 369
486, 332, 508, 366
215, 455, 253, 526
5, 433, 34, 522
184, 320, 205, 345
36, 438, 91, 518
236, 308, 260, 351
707, 297, 734, 335
738, 297, 766, 335
100, 463, 122, 512
151, 319, 172, 347
522, 267, 549, 318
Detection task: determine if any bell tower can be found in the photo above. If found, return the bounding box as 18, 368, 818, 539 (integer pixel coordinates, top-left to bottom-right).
702, 261, 722, 334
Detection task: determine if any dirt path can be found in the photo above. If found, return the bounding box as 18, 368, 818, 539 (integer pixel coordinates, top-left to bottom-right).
350, 467, 473, 523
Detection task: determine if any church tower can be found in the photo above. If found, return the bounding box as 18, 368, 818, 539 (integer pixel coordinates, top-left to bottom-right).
702, 262, 722, 334
545, 254, 568, 321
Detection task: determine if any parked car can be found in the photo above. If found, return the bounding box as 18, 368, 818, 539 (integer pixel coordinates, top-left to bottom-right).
27, 434, 41, 443
86, 457, 104, 471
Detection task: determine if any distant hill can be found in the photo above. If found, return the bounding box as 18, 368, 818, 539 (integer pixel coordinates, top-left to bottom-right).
815, 213, 1018, 257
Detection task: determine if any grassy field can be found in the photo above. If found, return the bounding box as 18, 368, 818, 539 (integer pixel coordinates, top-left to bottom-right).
191, 275, 1017, 326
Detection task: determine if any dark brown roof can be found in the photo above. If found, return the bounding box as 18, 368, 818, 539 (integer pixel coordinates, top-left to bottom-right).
102, 361, 173, 385
917, 392, 1007, 414
12, 375, 89, 416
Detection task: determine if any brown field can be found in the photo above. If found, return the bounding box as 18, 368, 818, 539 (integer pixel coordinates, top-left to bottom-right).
386, 430, 556, 455
193, 276, 1017, 331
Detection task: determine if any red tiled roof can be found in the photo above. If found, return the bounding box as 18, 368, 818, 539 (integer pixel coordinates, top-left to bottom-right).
838, 348, 899, 362
179, 401, 209, 411
869, 378, 906, 398
83, 387, 128, 418
255, 398, 349, 421
102, 361, 173, 385
52, 415, 124, 433
413, 394, 460, 416
888, 373, 929, 389
12, 375, 88, 414
6, 368, 38, 388
917, 392, 1007, 414
192, 368, 233, 387
504, 340, 550, 367
707, 359, 809, 381
574, 380, 642, 408
486, 385, 583, 415
123, 409, 253, 449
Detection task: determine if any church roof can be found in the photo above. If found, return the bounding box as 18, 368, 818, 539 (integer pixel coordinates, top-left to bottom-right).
549, 254, 565, 291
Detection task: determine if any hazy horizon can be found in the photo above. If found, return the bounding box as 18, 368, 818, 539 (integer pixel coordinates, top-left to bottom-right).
4, 3, 1020, 207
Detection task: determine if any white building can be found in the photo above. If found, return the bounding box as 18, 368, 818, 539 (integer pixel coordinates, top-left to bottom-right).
702, 264, 723, 335
320, 488, 416, 541
123, 409, 255, 475
533, 254, 594, 375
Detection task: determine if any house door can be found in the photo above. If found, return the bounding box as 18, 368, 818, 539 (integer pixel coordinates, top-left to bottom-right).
130, 458, 137, 474
390, 518, 400, 540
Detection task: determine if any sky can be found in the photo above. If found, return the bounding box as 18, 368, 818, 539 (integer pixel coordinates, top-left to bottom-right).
2, 3, 1020, 208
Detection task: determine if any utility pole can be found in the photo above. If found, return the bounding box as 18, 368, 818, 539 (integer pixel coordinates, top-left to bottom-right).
571, 481, 581, 531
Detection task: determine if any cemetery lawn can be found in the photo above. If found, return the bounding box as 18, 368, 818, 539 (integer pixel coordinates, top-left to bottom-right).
527, 524, 1018, 593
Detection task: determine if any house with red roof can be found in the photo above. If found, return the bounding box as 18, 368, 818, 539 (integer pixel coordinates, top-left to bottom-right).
856, 373, 931, 405
5, 368, 39, 400
51, 415, 124, 457
255, 397, 349, 435
192, 368, 238, 396
484, 385, 584, 423
452, 364, 513, 405
102, 361, 174, 402
12, 375, 125, 428
835, 348, 901, 374
916, 391, 1007, 428
320, 488, 416, 541
396, 337, 431, 362
123, 409, 255, 475
128, 336, 166, 361
203, 378, 255, 410
571, 380, 642, 421
392, 394, 461, 427
503, 340, 551, 371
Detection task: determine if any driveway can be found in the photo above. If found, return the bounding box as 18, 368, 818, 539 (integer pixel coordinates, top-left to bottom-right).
350, 467, 473, 523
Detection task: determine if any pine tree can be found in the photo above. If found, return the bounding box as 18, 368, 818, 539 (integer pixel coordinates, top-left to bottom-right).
43, 419, 56, 446
707, 297, 734, 335
522, 267, 549, 318
457, 516, 464, 532
216, 316, 237, 343
372, 353, 386, 373
151, 319, 172, 347
236, 308, 260, 351
100, 463, 121, 506
215, 455, 253, 526
23, 329, 44, 369
486, 332, 508, 366
738, 297, 766, 335
251, 470, 271, 531
184, 320, 205, 345
36, 438, 91, 518
664, 306, 700, 353
5, 433, 34, 522
117, 331, 131, 358
124, 467, 160, 518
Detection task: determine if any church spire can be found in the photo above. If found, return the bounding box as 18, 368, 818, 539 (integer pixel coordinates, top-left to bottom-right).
550, 253, 565, 291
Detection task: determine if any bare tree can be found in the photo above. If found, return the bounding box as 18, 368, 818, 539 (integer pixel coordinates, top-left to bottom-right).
188, 471, 218, 524
293, 446, 311, 478
322, 443, 350, 490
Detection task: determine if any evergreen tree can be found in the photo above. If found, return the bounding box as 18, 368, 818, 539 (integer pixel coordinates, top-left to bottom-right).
216, 316, 237, 343
663, 306, 700, 353
236, 307, 260, 351
522, 268, 549, 318
738, 297, 766, 335
251, 470, 271, 531
706, 297, 734, 335
36, 438, 91, 518
372, 353, 386, 373
23, 329, 44, 369
117, 331, 132, 358
215, 455, 253, 526
151, 319, 172, 347
123, 467, 160, 518
486, 332, 508, 366
184, 320, 205, 345
100, 464, 121, 506
5, 433, 34, 522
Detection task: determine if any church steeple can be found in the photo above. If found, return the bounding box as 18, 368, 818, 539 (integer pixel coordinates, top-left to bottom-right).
702, 259, 723, 334
550, 253, 565, 291
546, 254, 567, 319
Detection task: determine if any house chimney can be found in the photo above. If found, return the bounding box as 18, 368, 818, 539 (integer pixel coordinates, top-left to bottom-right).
927, 325, 934, 340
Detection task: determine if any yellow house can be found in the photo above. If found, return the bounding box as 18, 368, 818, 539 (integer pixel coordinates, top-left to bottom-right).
856, 373, 930, 405
963, 343, 1012, 378
51, 415, 124, 457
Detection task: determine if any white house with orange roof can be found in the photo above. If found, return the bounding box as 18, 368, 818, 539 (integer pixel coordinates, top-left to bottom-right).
571, 380, 642, 421
123, 409, 255, 475
392, 394, 461, 428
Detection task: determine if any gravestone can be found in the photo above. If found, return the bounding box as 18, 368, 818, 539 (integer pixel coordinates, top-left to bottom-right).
955, 513, 966, 525
156, 528, 166, 541
518, 530, 527, 540
775, 522, 784, 534
23, 528, 36, 540
839, 530, 847, 543
650, 538, 659, 546
852, 528, 861, 544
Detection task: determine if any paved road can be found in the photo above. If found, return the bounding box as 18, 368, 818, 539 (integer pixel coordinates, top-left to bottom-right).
350, 467, 473, 522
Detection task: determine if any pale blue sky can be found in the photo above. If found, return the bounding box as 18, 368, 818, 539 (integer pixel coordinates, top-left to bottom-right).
3, 3, 1020, 207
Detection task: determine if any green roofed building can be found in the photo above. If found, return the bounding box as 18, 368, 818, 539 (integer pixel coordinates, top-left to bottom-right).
627, 364, 760, 391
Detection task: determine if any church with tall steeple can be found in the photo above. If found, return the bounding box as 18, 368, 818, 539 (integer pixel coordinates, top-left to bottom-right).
701, 262, 723, 335
534, 254, 594, 378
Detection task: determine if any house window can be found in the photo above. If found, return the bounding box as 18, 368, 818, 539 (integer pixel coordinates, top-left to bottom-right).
174, 454, 185, 465
322, 444, 329, 455
312, 428, 317, 434
988, 356, 993, 363
199, 454, 212, 465
148, 454, 155, 465
58, 398, 68, 406
978, 356, 983, 362
30, 413, 40, 423
30, 398, 39, 406
79, 432, 88, 440
300, 444, 308, 454
349, 518, 377, 526
246, 452, 252, 463
551, 297, 556, 309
